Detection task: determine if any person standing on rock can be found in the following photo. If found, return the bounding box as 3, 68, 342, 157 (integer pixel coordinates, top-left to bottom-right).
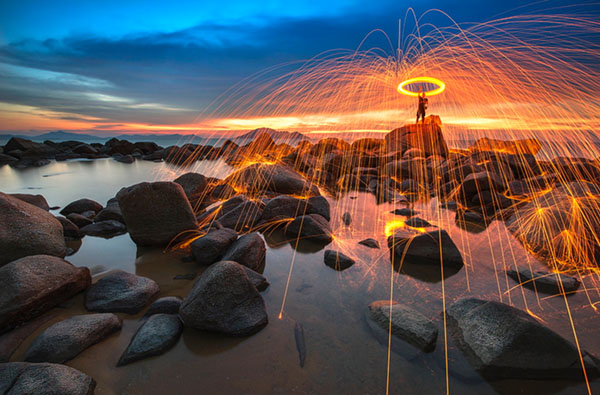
416, 87, 428, 124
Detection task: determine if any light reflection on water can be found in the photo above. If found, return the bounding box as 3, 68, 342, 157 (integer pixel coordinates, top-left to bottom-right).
2, 158, 599, 394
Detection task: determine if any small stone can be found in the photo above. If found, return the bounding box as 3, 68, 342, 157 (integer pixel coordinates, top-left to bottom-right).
59, 198, 103, 216
80, 220, 127, 238
324, 250, 355, 271
342, 212, 351, 226
358, 238, 380, 249
143, 297, 183, 318
506, 269, 580, 294
85, 271, 159, 314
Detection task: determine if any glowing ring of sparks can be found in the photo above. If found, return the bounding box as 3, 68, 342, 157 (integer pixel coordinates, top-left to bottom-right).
397, 77, 446, 96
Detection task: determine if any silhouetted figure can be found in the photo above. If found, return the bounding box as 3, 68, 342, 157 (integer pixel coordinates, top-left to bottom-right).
416, 88, 428, 124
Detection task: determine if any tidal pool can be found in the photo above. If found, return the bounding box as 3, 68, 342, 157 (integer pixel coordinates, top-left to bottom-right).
2, 158, 599, 394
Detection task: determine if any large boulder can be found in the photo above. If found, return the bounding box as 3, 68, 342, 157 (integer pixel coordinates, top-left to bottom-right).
284, 214, 332, 244
117, 313, 182, 366
446, 298, 598, 379
180, 261, 268, 336
191, 228, 238, 266
468, 137, 542, 156
85, 271, 159, 314
0, 362, 96, 394
225, 163, 320, 197
0, 255, 91, 334
220, 233, 266, 272
367, 301, 438, 352
116, 182, 198, 246
0, 193, 66, 266
387, 229, 463, 268
385, 118, 449, 158
25, 313, 122, 363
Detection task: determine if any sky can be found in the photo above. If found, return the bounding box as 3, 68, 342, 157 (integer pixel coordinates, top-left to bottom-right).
0, 0, 598, 137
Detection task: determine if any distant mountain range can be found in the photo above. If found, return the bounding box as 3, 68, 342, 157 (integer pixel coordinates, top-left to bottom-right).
0, 128, 309, 147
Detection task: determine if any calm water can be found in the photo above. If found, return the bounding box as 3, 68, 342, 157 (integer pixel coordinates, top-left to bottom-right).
1, 158, 599, 394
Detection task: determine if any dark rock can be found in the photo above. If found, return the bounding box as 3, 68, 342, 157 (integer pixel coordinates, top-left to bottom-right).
143, 297, 183, 317
8, 194, 50, 211
0, 153, 18, 164
80, 220, 127, 238
217, 200, 263, 232
174, 173, 208, 198
220, 232, 266, 272
367, 301, 438, 352
59, 198, 103, 216
0, 193, 66, 266
388, 229, 463, 268
55, 216, 81, 239
285, 214, 332, 244
85, 271, 159, 314
66, 213, 93, 228
114, 154, 134, 163
117, 314, 182, 366
117, 182, 198, 246
446, 298, 598, 379
506, 269, 580, 294
404, 217, 432, 228
180, 261, 268, 336
242, 266, 269, 291
358, 238, 380, 249
0, 362, 96, 394
25, 313, 121, 363
190, 228, 238, 266
457, 171, 506, 200
72, 143, 98, 155
0, 255, 91, 333
306, 196, 330, 221
342, 212, 351, 226
324, 250, 355, 271
259, 195, 310, 225
94, 204, 124, 223
391, 208, 418, 216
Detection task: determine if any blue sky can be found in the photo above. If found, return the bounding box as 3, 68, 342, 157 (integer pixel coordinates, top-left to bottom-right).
0, 0, 598, 134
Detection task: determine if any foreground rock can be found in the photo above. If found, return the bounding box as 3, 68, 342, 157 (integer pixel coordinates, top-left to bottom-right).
220, 232, 266, 272
0, 255, 91, 333
388, 229, 463, 268
367, 301, 438, 352
285, 214, 332, 244
117, 314, 182, 366
9, 194, 50, 211
323, 250, 355, 271
117, 182, 198, 246
144, 297, 183, 318
85, 271, 159, 314
506, 268, 580, 294
447, 298, 598, 379
0, 362, 96, 394
0, 193, 66, 266
191, 228, 238, 266
180, 261, 268, 336
25, 313, 121, 363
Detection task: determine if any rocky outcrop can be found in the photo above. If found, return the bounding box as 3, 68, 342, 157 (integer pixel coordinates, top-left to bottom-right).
180, 261, 268, 336
446, 298, 598, 379
367, 301, 438, 352
116, 182, 198, 246
0, 193, 66, 266
0, 362, 96, 394
85, 271, 159, 314
468, 137, 542, 155
25, 313, 121, 363
0, 255, 91, 333
385, 118, 449, 158
117, 314, 182, 366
